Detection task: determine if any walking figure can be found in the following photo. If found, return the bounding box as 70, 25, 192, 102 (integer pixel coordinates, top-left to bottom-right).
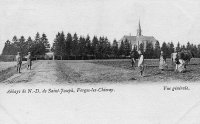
130, 51, 137, 69
159, 51, 167, 72
27, 52, 32, 70
138, 51, 144, 77
16, 52, 22, 73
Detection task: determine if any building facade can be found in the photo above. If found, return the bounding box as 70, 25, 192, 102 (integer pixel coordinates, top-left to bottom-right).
119, 20, 157, 51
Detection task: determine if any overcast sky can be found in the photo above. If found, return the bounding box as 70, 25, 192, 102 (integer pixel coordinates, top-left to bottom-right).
0, 0, 200, 53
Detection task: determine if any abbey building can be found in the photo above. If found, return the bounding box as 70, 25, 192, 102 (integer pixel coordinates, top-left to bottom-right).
119, 20, 157, 51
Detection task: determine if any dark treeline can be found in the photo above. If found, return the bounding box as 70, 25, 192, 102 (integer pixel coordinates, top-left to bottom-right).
158, 41, 200, 58
2, 32, 200, 59
2, 32, 50, 58
141, 41, 200, 59
52, 32, 132, 59
52, 32, 200, 59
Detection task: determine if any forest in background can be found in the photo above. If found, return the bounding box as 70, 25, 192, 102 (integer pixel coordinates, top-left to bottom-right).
1, 32, 200, 60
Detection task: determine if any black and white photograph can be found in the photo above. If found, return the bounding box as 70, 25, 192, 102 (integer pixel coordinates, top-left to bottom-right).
0, 0, 200, 123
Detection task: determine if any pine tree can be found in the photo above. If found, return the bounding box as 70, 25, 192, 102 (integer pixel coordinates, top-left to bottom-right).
91, 36, 99, 58
11, 36, 18, 54
191, 44, 197, 57
26, 36, 33, 53
197, 44, 200, 58
72, 33, 79, 56
35, 32, 40, 43
105, 37, 111, 58
176, 42, 181, 52
85, 35, 91, 55
161, 42, 168, 57
41, 33, 50, 52
169, 42, 174, 54
65, 33, 73, 56
180, 45, 186, 51
52, 32, 61, 56
2, 40, 11, 55
154, 41, 160, 58
119, 40, 125, 56
186, 42, 191, 50
97, 37, 103, 58
59, 32, 65, 58
18, 36, 26, 57
111, 39, 119, 58
52, 32, 65, 59
124, 39, 131, 56
79, 36, 86, 57
145, 42, 154, 59
33, 32, 46, 56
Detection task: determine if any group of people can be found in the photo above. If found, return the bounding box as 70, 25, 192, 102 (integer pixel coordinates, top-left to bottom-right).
131, 49, 188, 77
16, 52, 32, 73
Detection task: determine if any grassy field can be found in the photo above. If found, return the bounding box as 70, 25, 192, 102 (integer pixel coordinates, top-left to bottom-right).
1, 58, 200, 83
52, 58, 200, 83
0, 61, 27, 82
88, 58, 200, 82
0, 62, 17, 71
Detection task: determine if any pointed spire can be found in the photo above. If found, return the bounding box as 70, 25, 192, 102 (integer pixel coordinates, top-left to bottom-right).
137, 19, 142, 36
138, 19, 141, 31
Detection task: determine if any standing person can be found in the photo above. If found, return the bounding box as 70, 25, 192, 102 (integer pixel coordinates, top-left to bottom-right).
171, 49, 177, 65
159, 51, 167, 71
175, 51, 180, 72
171, 49, 179, 71
138, 50, 144, 77
130, 51, 136, 68
177, 58, 185, 72
176, 51, 186, 72
27, 52, 32, 70
16, 52, 22, 73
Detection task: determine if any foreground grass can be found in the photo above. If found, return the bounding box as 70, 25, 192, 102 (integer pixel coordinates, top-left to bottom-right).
0, 63, 26, 82
89, 58, 200, 82
0, 61, 37, 82
55, 60, 137, 83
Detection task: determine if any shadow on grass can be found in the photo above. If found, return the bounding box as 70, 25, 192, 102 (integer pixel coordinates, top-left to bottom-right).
129, 77, 137, 80
184, 69, 193, 73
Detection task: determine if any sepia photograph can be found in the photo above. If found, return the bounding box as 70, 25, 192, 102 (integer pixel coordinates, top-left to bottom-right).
0, 0, 200, 124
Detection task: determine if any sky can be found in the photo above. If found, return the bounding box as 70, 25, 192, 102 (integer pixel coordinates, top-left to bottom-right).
0, 0, 200, 54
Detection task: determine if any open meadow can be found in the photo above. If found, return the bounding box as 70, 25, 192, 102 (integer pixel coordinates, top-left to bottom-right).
0, 62, 17, 71
89, 58, 200, 82
1, 58, 200, 83
1, 59, 200, 124
0, 61, 26, 82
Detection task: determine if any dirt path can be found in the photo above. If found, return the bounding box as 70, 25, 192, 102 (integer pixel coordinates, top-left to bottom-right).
2, 60, 58, 85
2, 60, 141, 84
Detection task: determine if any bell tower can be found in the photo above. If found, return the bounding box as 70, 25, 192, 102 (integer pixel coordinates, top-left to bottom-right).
137, 19, 142, 51
137, 20, 142, 36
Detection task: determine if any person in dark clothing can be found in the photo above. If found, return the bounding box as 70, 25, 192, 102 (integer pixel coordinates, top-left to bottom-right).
16, 52, 22, 73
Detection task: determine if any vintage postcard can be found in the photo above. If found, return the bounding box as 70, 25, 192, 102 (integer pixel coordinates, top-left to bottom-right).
0, 0, 200, 124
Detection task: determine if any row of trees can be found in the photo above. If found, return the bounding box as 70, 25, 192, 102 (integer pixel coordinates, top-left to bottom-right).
52, 32, 200, 59
2, 31, 200, 59
2, 32, 50, 58
138, 41, 200, 59
52, 32, 133, 59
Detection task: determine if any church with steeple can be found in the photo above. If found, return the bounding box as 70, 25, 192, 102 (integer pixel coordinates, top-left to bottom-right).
119, 20, 157, 51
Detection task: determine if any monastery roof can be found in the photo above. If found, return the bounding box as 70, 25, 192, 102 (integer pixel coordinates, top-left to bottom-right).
119, 35, 157, 43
